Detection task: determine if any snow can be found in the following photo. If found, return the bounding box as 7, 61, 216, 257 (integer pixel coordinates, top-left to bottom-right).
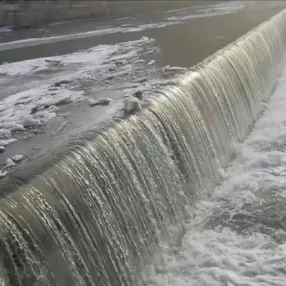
145, 66, 286, 285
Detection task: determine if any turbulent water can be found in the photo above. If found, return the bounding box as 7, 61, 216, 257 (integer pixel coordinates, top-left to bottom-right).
146, 65, 286, 286
0, 10, 286, 286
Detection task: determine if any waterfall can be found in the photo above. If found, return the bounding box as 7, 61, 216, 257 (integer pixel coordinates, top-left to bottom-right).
1, 10, 286, 286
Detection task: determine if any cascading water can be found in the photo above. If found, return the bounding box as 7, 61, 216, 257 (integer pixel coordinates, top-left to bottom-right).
1, 10, 286, 286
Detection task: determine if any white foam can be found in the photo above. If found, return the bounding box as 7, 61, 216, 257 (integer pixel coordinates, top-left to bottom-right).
145, 66, 286, 285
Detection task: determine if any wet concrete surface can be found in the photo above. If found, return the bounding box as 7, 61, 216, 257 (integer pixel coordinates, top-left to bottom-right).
1, 0, 286, 190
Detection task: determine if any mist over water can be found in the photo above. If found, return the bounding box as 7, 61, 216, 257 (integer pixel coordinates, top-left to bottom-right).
1, 9, 286, 286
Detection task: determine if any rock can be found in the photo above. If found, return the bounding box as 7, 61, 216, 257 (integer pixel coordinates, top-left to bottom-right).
12, 155, 24, 162
55, 97, 72, 106
133, 90, 143, 100
6, 158, 15, 168
124, 97, 141, 115
105, 75, 115, 81
88, 98, 112, 107
30, 106, 39, 114
0, 146, 5, 153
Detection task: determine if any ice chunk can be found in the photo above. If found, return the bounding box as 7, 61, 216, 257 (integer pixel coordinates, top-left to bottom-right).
0, 123, 25, 132
6, 158, 15, 168
147, 60, 155, 66
0, 170, 7, 178
124, 97, 141, 115
22, 116, 41, 127
88, 98, 112, 107
162, 65, 187, 72
0, 138, 17, 146
0, 129, 11, 139
12, 155, 24, 162
0, 146, 5, 153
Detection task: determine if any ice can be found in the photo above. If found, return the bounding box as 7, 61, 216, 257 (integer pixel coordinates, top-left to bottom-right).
161, 65, 187, 72
0, 170, 7, 178
167, 1, 244, 21
88, 98, 112, 107
0, 129, 11, 139
146, 66, 286, 285
12, 155, 24, 162
0, 146, 5, 153
147, 60, 155, 66
0, 37, 154, 77
22, 116, 41, 127
124, 97, 141, 114
0, 36, 157, 149
0, 139, 16, 147
0, 27, 12, 33
5, 158, 15, 168
0, 21, 170, 52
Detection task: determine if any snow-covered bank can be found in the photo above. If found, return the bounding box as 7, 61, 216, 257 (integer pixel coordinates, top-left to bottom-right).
145, 66, 286, 285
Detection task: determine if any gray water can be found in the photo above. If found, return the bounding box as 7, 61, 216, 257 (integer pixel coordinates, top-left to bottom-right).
0, 10, 286, 286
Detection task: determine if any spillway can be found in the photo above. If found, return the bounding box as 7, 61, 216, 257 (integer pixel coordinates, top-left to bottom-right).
1, 10, 286, 286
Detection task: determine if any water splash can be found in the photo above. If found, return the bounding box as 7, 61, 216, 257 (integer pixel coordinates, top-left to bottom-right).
1, 10, 286, 286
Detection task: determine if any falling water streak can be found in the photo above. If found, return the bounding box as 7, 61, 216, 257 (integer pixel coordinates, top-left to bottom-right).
1, 10, 286, 286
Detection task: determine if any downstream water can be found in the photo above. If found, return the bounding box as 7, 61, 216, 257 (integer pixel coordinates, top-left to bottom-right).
0, 7, 286, 286
146, 62, 286, 286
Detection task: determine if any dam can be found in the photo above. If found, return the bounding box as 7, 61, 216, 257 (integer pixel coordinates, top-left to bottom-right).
1, 2, 286, 286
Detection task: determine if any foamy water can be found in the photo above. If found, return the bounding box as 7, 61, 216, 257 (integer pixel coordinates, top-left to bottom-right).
144, 66, 286, 286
